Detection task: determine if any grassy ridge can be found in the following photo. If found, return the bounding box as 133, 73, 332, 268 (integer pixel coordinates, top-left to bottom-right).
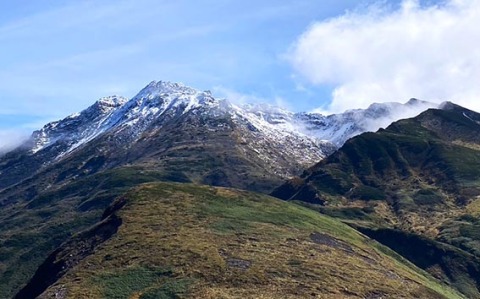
36, 182, 462, 298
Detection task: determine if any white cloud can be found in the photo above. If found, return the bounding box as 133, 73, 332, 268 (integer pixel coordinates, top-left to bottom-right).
0, 129, 29, 155
289, 0, 480, 113
212, 86, 265, 105
212, 86, 293, 110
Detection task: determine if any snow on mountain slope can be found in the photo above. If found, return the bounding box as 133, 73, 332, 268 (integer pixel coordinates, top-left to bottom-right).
298, 99, 439, 147
109, 81, 220, 135
229, 103, 335, 174
31, 96, 129, 154
24, 81, 437, 168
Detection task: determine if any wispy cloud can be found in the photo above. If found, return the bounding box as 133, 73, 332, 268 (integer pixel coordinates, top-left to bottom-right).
0, 1, 141, 40
212, 85, 292, 110
0, 129, 30, 155
212, 86, 269, 105
289, 0, 480, 113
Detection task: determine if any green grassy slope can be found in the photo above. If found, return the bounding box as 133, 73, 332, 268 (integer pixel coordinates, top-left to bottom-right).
271, 105, 480, 297
0, 167, 171, 298
20, 182, 462, 299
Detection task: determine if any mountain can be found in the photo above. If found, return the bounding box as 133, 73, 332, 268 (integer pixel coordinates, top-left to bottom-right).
0, 81, 332, 196
24, 89, 438, 155
272, 102, 480, 297
17, 182, 462, 299
0, 81, 437, 195
0, 80, 440, 298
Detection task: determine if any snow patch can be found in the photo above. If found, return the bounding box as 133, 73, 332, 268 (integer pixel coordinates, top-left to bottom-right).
26, 81, 437, 169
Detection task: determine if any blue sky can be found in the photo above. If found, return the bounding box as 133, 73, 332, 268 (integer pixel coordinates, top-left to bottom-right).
2, 0, 479, 141
0, 0, 390, 131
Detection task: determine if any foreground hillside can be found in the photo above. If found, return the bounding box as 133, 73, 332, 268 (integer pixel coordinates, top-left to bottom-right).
0, 168, 166, 298
272, 103, 480, 297
18, 182, 461, 299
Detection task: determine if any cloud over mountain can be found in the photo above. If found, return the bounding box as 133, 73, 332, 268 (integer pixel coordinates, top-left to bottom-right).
289, 0, 480, 113
0, 129, 28, 155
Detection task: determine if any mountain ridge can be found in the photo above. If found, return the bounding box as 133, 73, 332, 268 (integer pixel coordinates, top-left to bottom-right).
272, 103, 480, 297
6, 81, 438, 163
0, 81, 439, 197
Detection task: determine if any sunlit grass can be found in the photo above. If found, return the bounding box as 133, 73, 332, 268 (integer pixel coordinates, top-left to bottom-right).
43, 182, 463, 299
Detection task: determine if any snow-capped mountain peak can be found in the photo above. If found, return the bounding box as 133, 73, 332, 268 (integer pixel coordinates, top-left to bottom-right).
20, 80, 440, 175
126, 81, 217, 116
96, 96, 129, 109
30, 95, 129, 154
134, 80, 198, 99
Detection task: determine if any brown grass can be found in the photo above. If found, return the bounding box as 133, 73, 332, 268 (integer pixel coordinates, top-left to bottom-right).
40, 183, 462, 299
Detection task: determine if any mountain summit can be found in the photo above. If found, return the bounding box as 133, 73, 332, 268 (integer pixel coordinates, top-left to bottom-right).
14, 82, 438, 159
1, 81, 439, 195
